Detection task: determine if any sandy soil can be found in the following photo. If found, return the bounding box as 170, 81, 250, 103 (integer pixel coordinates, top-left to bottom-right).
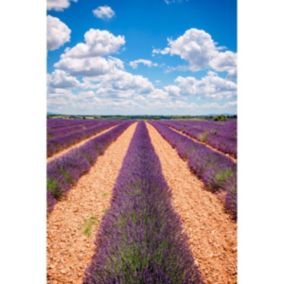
47, 126, 116, 163
47, 123, 137, 284
169, 126, 237, 163
147, 123, 237, 284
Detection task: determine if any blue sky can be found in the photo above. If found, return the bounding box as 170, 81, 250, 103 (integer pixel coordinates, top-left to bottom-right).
47, 0, 237, 115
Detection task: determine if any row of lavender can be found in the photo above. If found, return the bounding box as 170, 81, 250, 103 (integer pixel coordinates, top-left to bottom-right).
47, 120, 118, 157
48, 120, 103, 138
162, 119, 237, 158
84, 122, 202, 283
47, 118, 99, 129
150, 121, 237, 220
47, 121, 132, 212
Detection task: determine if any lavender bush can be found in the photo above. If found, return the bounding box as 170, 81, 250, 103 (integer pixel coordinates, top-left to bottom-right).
47, 120, 118, 157
162, 119, 237, 158
47, 118, 91, 130
151, 121, 237, 220
47, 120, 102, 138
47, 122, 132, 212
83, 122, 203, 284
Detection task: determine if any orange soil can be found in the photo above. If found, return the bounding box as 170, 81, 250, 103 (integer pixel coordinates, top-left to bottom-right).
47, 126, 116, 163
169, 126, 237, 163
147, 123, 237, 284
47, 123, 137, 284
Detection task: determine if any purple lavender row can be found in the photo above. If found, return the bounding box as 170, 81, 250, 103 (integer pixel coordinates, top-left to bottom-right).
47, 118, 91, 129
47, 120, 113, 140
178, 119, 237, 139
47, 121, 118, 157
47, 121, 133, 212
150, 121, 237, 220
163, 119, 237, 157
84, 122, 203, 284
47, 119, 106, 132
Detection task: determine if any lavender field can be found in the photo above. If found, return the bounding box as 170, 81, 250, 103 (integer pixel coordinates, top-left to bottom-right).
47, 118, 237, 284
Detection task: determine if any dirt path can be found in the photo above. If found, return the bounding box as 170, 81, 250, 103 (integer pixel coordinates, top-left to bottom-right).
147, 123, 237, 284
169, 126, 237, 163
47, 126, 116, 163
47, 123, 137, 284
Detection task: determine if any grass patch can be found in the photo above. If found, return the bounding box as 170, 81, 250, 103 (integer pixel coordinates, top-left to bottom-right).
82, 215, 99, 237
214, 168, 234, 187
198, 131, 209, 142
47, 178, 61, 199
101, 191, 108, 197
60, 169, 73, 184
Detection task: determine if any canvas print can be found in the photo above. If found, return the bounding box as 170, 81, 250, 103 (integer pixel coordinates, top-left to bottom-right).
47, 0, 237, 283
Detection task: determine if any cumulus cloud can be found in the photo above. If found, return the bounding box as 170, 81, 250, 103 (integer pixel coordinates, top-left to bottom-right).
93, 6, 115, 20
154, 28, 237, 76
129, 59, 158, 69
47, 0, 77, 11
47, 70, 80, 90
82, 69, 154, 97
165, 71, 237, 98
47, 15, 71, 51
210, 51, 237, 80
54, 29, 125, 76
164, 85, 181, 96
153, 28, 217, 71
61, 29, 125, 58
54, 56, 124, 77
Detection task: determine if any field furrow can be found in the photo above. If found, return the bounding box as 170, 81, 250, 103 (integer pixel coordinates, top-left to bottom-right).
147, 123, 237, 284
47, 123, 137, 284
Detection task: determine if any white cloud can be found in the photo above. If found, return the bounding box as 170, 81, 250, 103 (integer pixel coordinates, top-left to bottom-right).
93, 6, 115, 20
166, 71, 237, 98
54, 29, 125, 76
153, 28, 217, 71
164, 85, 181, 96
210, 51, 237, 80
82, 69, 154, 97
129, 59, 158, 69
54, 56, 124, 76
47, 15, 71, 51
153, 28, 237, 76
47, 0, 77, 11
210, 51, 236, 72
61, 29, 125, 58
148, 89, 168, 100
47, 70, 80, 90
